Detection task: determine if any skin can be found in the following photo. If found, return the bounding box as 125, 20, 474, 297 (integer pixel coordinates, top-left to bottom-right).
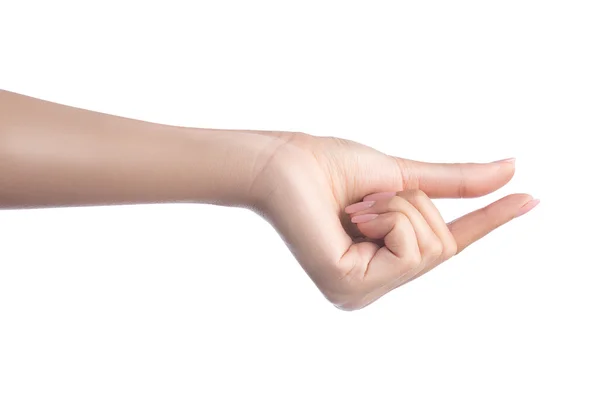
0, 90, 538, 311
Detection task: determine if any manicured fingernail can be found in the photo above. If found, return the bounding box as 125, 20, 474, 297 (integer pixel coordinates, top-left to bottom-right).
516, 198, 540, 217
351, 213, 379, 223
493, 157, 516, 164
363, 191, 397, 201
345, 200, 375, 214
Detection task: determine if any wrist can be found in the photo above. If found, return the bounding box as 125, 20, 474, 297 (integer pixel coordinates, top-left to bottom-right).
186, 128, 289, 208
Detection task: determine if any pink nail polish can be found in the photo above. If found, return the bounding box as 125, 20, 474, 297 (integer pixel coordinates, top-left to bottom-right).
345, 200, 376, 214
351, 213, 379, 223
493, 157, 516, 164
516, 198, 540, 217
363, 191, 397, 201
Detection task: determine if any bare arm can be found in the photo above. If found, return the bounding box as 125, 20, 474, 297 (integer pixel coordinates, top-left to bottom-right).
0, 90, 277, 209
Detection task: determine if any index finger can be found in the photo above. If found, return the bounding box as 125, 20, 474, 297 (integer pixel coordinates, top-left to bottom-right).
396, 158, 516, 199
448, 193, 539, 253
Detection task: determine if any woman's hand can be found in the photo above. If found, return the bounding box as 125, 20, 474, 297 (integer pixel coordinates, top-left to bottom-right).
248, 132, 538, 310
0, 91, 537, 311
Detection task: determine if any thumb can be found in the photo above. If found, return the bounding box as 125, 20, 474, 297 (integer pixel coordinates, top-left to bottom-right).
397, 158, 516, 198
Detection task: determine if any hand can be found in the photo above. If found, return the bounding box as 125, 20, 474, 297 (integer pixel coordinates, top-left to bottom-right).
0, 90, 537, 311
0, 91, 538, 310
248, 132, 538, 310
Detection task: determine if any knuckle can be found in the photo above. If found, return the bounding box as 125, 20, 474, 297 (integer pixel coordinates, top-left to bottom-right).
412, 189, 431, 207
387, 195, 405, 210
404, 189, 427, 201
402, 249, 422, 269
400, 189, 430, 207
442, 238, 458, 259
393, 211, 411, 226
426, 239, 443, 258
413, 189, 427, 199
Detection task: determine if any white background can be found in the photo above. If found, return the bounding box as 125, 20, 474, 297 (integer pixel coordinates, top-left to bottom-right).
1, 1, 599, 399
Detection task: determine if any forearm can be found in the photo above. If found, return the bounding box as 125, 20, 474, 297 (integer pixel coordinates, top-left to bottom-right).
0, 90, 273, 209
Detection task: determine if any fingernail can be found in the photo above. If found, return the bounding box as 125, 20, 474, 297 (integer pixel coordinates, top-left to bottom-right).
351, 213, 379, 223
345, 200, 376, 214
516, 198, 540, 217
493, 157, 516, 164
363, 191, 397, 201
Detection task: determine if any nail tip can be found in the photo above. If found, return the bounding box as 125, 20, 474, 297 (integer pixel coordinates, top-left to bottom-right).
516, 198, 540, 217
493, 157, 516, 164
345, 200, 376, 214
363, 191, 397, 201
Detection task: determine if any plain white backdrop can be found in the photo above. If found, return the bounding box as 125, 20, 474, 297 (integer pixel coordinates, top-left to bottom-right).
1, 1, 598, 398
